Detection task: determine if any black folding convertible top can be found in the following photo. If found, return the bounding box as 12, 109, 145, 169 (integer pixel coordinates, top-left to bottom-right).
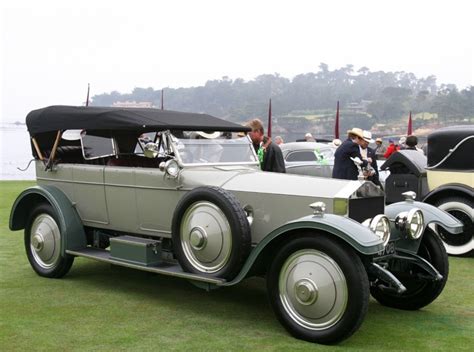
26, 105, 250, 135
427, 125, 474, 170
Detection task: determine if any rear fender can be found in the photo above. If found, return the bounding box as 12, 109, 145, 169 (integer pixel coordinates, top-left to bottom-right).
222, 213, 383, 286
9, 185, 86, 254
423, 183, 474, 204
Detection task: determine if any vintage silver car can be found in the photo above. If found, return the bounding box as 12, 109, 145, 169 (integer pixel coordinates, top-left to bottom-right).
280, 141, 335, 178
10, 106, 463, 344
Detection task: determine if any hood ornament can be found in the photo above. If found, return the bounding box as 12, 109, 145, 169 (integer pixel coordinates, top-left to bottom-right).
402, 191, 417, 202
310, 202, 326, 216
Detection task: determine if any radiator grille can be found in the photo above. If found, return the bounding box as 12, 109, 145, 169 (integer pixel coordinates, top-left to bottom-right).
348, 196, 385, 223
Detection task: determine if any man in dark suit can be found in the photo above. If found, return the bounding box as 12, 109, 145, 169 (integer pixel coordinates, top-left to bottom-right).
246, 118, 286, 173
332, 128, 368, 180
360, 130, 381, 187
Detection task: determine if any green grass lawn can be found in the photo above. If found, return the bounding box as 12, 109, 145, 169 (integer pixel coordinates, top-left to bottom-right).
1, 181, 473, 351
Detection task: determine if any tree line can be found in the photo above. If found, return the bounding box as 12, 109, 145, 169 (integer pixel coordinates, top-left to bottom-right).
91, 63, 474, 125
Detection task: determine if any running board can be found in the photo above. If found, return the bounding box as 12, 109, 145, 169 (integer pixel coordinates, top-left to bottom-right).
66, 248, 226, 285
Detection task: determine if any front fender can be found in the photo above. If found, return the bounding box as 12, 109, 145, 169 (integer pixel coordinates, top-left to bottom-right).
222, 213, 383, 286
9, 185, 86, 254
385, 200, 464, 234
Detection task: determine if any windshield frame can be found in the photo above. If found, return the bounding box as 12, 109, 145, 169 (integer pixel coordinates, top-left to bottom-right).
167, 131, 259, 167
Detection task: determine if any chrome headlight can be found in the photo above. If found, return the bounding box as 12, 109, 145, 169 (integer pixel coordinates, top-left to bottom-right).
368, 215, 391, 246
406, 209, 424, 239
395, 208, 424, 240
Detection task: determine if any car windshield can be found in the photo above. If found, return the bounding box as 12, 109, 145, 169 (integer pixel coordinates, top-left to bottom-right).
174, 133, 258, 165
286, 147, 335, 164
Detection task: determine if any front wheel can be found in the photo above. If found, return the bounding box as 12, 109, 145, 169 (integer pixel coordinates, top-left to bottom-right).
267, 234, 369, 344
25, 204, 74, 278
370, 228, 448, 310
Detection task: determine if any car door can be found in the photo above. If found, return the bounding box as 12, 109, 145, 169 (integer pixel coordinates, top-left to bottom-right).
104, 132, 183, 237
134, 168, 183, 237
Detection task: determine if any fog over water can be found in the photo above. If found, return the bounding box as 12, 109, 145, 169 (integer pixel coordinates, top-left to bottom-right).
0, 124, 35, 180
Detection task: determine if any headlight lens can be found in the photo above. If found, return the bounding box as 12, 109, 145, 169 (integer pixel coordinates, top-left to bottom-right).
406, 209, 424, 239
369, 215, 391, 246
395, 208, 424, 240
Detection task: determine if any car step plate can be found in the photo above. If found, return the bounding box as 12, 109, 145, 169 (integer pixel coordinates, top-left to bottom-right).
66, 248, 226, 285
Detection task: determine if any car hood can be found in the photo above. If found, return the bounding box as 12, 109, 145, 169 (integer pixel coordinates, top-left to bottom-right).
219, 168, 375, 199
180, 165, 382, 200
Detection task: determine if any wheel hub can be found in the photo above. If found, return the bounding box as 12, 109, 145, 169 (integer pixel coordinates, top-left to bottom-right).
32, 233, 45, 251
189, 227, 207, 250
295, 279, 318, 305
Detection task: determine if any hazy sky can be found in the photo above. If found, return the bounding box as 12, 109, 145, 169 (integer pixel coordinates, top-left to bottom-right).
1, 0, 473, 122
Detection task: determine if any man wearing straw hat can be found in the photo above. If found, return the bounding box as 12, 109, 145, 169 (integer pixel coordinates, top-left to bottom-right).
332, 128, 369, 180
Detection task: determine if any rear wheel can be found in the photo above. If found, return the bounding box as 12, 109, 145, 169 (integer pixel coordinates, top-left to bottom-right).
370, 228, 448, 310
25, 204, 74, 278
434, 196, 473, 257
267, 234, 369, 344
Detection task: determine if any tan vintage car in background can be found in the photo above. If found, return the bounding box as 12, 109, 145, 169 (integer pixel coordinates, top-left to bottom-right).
382, 125, 473, 256
9, 106, 463, 344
